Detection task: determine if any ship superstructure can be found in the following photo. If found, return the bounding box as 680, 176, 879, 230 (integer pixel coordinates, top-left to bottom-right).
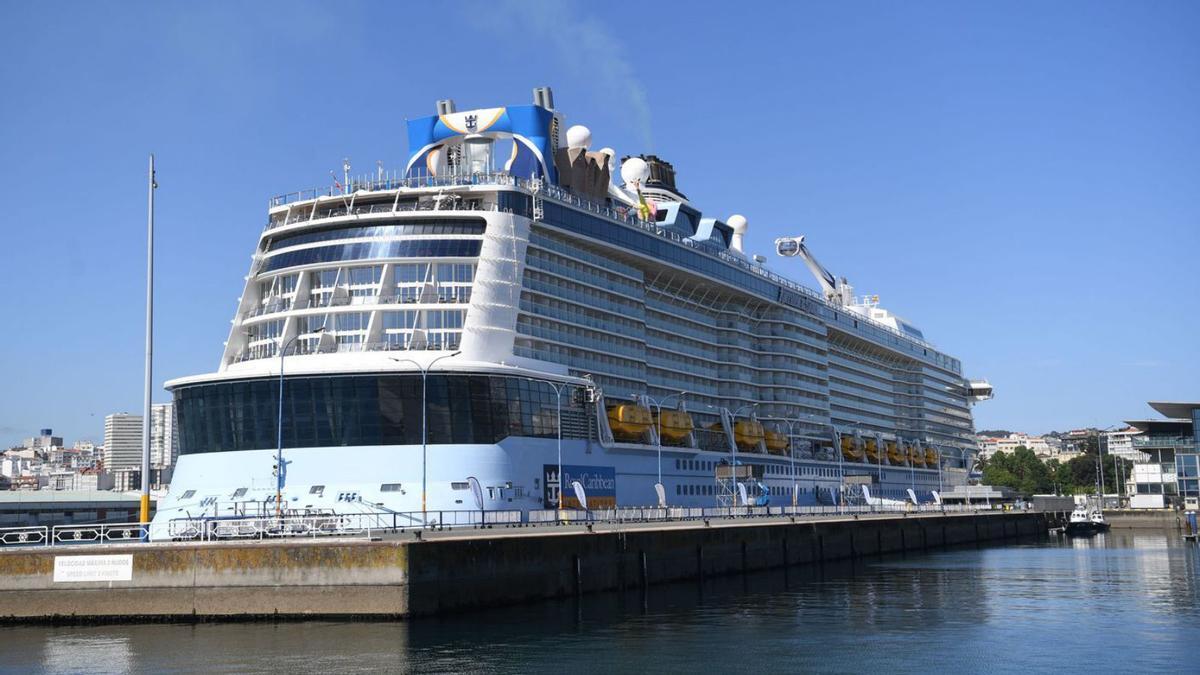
151, 87, 991, 537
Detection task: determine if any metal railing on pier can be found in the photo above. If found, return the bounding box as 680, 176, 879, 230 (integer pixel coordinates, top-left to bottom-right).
0, 504, 1007, 549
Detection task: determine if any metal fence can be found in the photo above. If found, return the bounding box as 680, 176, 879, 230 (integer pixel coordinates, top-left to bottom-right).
0, 503, 1000, 549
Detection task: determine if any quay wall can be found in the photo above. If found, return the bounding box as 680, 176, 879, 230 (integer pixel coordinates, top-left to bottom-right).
1105, 510, 1186, 530
0, 511, 1055, 623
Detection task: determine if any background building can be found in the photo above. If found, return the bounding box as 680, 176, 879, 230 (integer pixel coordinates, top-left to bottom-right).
1124, 401, 1200, 509
149, 402, 178, 468
102, 413, 142, 471
1101, 427, 1144, 461
22, 429, 62, 450
978, 433, 1054, 459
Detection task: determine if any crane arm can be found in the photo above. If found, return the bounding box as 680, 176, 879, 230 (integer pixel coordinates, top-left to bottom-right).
775, 236, 839, 301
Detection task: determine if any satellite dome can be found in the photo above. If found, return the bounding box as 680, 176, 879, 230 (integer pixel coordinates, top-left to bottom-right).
727, 214, 748, 254
620, 156, 650, 186
566, 125, 592, 150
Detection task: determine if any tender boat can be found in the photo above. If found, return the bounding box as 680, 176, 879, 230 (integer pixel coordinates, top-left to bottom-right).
1066, 505, 1110, 535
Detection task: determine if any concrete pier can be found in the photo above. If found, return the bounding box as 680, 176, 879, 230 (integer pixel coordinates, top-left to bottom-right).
0, 511, 1057, 623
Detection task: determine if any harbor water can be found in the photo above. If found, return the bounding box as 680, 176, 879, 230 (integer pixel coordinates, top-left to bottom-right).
2, 531, 1197, 674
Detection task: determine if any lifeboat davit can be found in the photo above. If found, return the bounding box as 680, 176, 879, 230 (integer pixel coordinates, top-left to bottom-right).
886, 441, 906, 465
711, 420, 765, 451
608, 404, 652, 441
864, 437, 880, 463
924, 446, 938, 466
764, 429, 789, 455
840, 436, 864, 462
656, 409, 694, 446
907, 444, 926, 467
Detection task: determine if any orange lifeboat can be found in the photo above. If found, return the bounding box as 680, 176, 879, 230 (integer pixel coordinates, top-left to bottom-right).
907, 444, 926, 467
924, 446, 938, 466
710, 420, 765, 451
887, 441, 905, 465
840, 436, 864, 462
655, 409, 694, 446
864, 437, 881, 463
607, 404, 652, 441
764, 429, 789, 455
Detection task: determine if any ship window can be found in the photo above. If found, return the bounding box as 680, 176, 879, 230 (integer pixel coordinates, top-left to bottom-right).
179, 490, 196, 499
261, 239, 482, 274
175, 373, 592, 454
380, 483, 403, 492
267, 220, 486, 252
232, 488, 247, 498
310, 485, 325, 496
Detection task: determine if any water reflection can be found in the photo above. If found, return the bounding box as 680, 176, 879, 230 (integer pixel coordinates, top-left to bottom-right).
1, 532, 1197, 674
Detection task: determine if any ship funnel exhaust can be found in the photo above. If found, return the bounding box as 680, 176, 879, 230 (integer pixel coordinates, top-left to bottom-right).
532, 86, 555, 110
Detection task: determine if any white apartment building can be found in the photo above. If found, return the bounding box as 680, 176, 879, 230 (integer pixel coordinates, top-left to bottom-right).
103, 406, 177, 472
149, 402, 178, 467
103, 413, 143, 470
1102, 427, 1146, 461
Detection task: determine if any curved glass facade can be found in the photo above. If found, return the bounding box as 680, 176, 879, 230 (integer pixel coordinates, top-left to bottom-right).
261, 240, 482, 273
266, 219, 486, 252
175, 374, 588, 454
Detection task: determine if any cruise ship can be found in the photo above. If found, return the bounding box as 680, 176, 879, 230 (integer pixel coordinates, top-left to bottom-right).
150, 87, 992, 537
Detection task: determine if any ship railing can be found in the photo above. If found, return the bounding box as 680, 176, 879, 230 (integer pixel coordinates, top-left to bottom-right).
265, 196, 500, 231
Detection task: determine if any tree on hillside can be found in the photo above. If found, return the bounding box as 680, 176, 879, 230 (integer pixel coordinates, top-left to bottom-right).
981, 446, 1053, 494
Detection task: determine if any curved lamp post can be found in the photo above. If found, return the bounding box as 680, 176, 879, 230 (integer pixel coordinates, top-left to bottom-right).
276, 327, 324, 521
389, 350, 461, 524
640, 390, 687, 505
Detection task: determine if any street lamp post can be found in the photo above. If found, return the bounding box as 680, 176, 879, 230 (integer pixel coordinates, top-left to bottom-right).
763, 413, 824, 511
1096, 425, 1118, 509
276, 327, 324, 521
640, 390, 686, 505
729, 404, 758, 507
874, 432, 885, 511
389, 350, 461, 524
525, 377, 571, 522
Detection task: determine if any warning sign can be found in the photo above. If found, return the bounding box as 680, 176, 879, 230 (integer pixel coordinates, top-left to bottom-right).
53, 554, 133, 583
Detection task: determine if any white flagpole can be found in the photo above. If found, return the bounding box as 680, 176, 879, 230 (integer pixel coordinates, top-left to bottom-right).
140, 154, 156, 524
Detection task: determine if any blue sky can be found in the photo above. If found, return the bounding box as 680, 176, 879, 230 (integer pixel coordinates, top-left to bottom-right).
0, 1, 1196, 446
